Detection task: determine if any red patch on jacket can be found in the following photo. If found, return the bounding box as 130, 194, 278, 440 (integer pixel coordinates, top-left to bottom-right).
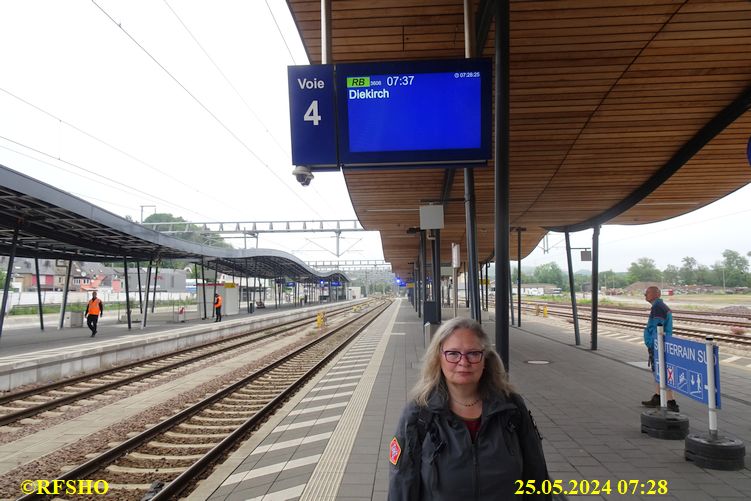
389, 436, 402, 465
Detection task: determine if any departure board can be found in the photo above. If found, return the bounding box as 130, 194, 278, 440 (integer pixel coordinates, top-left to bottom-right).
288, 58, 491, 169
345, 72, 481, 152
335, 58, 491, 167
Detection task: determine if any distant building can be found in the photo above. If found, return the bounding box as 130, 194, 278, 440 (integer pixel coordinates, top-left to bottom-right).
0, 257, 66, 291
120, 267, 187, 293
0, 257, 185, 293
72, 262, 121, 292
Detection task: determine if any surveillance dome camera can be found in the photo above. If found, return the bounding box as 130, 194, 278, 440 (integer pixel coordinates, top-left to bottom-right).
292, 166, 314, 187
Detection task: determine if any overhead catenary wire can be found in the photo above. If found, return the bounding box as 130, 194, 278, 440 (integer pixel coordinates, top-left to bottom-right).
90, 0, 323, 218
0, 86, 247, 215
0, 137, 213, 221
68, 192, 138, 213
2, 146, 145, 213
162, 0, 336, 214
261, 0, 337, 212
162, 0, 289, 157
265, 0, 298, 65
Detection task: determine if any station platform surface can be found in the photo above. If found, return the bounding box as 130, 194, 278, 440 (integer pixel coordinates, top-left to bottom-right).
0, 300, 347, 393
0, 301, 326, 359
195, 298, 751, 501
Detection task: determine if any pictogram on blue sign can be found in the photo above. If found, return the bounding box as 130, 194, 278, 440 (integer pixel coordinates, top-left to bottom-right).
654, 336, 721, 408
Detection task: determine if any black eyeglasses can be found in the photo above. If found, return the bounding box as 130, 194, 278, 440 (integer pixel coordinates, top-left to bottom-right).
442, 350, 484, 364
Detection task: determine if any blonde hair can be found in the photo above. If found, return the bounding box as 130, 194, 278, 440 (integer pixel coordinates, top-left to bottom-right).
410, 317, 513, 406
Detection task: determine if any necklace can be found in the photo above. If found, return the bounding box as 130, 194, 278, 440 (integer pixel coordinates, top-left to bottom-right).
453, 397, 480, 407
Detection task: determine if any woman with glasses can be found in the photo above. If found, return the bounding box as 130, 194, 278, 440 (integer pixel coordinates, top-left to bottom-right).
388, 317, 550, 500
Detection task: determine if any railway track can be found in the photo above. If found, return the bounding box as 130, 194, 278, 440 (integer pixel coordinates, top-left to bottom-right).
523, 303, 751, 348
18, 299, 391, 501
523, 300, 751, 327
0, 302, 363, 429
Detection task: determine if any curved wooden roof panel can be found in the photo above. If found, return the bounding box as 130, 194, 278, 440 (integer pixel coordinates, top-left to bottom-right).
287, 0, 751, 277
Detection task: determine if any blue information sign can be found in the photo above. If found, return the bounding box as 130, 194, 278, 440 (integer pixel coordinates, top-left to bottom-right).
344, 72, 481, 152
653, 336, 721, 407
288, 58, 491, 170
288, 65, 338, 168
336, 58, 491, 167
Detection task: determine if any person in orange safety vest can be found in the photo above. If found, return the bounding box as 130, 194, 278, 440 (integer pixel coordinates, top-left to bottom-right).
85, 291, 104, 337
213, 293, 223, 322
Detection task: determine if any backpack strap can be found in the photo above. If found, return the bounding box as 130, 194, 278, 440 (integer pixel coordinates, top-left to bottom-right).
509, 392, 543, 440
416, 406, 432, 452
509, 393, 552, 500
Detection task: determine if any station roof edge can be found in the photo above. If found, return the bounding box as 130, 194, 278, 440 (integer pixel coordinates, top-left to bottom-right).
0, 164, 349, 283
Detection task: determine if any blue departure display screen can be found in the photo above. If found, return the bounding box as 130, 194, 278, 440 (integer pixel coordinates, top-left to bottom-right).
347, 72, 481, 152
335, 58, 491, 167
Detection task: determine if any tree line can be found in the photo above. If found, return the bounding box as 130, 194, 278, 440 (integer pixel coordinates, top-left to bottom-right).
514, 249, 751, 291
144, 213, 233, 249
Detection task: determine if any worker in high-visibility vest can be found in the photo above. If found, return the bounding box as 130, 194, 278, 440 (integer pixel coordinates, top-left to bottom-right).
213, 293, 223, 322
85, 291, 104, 337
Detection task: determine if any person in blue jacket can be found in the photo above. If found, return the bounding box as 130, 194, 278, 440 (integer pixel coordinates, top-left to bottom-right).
641, 286, 679, 412
388, 317, 550, 500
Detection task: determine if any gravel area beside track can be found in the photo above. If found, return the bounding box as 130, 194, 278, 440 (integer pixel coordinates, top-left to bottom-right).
0, 327, 321, 498
0, 333, 292, 446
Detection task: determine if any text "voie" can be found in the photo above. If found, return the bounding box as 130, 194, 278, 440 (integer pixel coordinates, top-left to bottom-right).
297, 78, 325, 89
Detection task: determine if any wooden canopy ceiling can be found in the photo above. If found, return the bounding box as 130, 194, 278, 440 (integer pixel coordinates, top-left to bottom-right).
286, 0, 751, 278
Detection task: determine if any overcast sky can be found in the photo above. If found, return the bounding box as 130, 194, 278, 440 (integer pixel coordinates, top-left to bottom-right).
1, 1, 749, 273
524, 184, 751, 273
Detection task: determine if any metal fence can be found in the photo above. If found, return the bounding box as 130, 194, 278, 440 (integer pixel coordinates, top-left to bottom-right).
0, 291, 193, 312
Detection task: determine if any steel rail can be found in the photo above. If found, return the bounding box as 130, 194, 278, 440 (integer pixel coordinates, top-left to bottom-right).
524, 302, 751, 329
0, 303, 356, 404
0, 303, 361, 426
524, 305, 751, 347
522, 299, 751, 320
16, 300, 390, 501
153, 299, 391, 500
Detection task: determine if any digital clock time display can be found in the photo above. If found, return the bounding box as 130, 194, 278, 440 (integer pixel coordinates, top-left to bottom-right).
385, 75, 414, 86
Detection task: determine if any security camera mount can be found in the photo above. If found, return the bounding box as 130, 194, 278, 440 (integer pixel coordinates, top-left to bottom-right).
292, 166, 314, 187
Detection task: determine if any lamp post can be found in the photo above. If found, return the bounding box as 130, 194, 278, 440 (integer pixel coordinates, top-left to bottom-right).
140, 205, 156, 224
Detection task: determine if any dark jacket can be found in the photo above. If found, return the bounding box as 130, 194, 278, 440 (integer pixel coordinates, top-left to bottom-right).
388, 389, 550, 500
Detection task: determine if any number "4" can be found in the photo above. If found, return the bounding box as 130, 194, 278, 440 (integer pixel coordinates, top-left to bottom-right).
304, 100, 321, 125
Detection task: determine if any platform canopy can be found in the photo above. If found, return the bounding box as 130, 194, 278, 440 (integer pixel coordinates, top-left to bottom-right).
286, 0, 751, 277
0, 164, 348, 283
